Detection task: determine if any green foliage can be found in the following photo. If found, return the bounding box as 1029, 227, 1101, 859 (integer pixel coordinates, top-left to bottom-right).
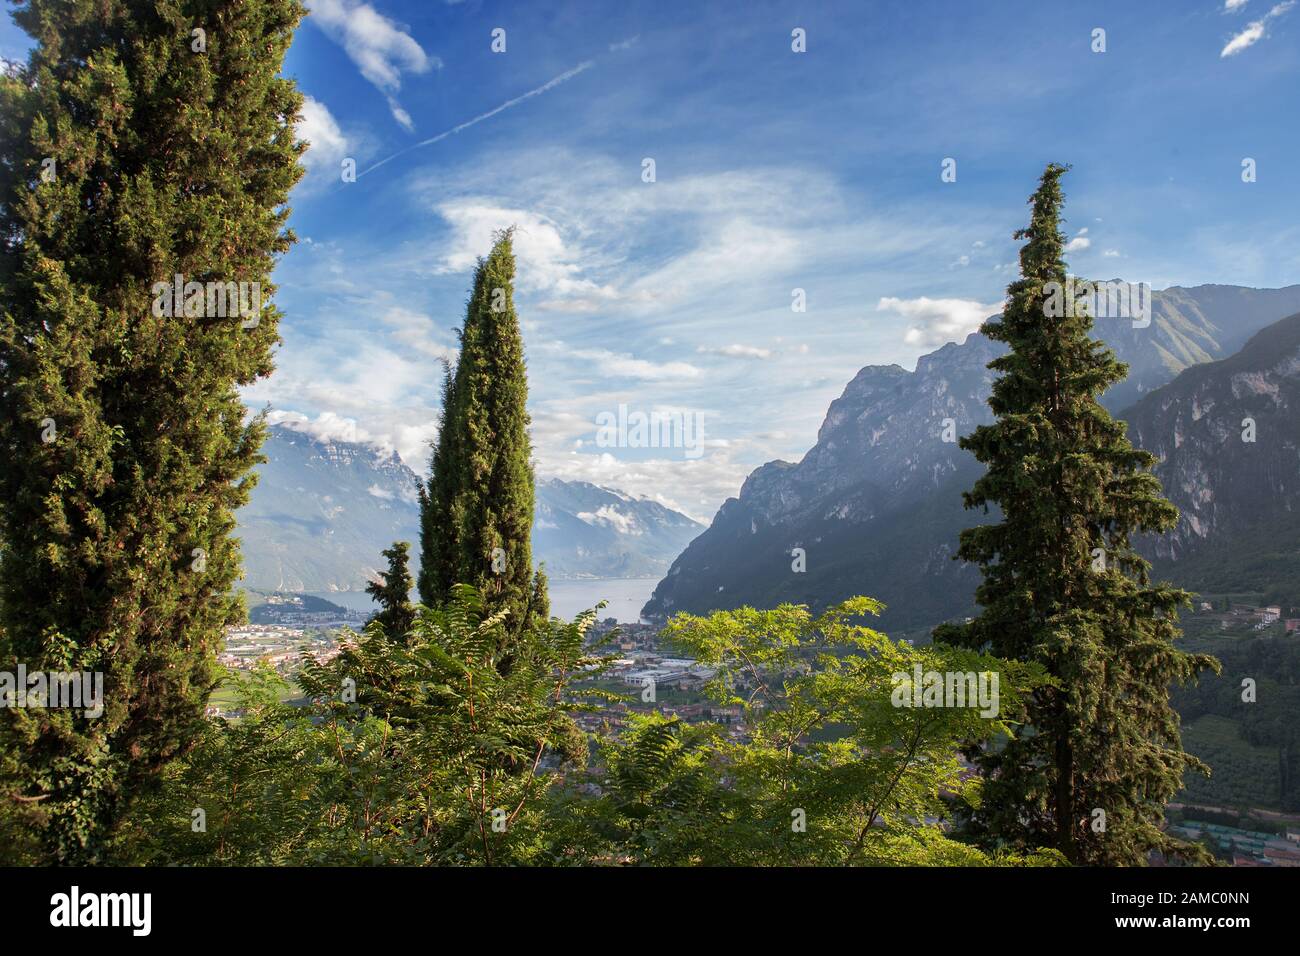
116, 586, 611, 865
559, 599, 1063, 866
366, 541, 416, 641
98, 593, 1073, 867
110, 664, 319, 865
935, 164, 1219, 865
0, 0, 305, 861
419, 230, 548, 642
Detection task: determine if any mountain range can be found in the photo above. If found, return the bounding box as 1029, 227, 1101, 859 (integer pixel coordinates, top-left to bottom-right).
642, 284, 1300, 630
1129, 311, 1300, 598
236, 425, 702, 592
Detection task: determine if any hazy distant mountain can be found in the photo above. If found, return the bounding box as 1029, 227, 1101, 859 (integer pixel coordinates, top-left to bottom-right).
1092, 284, 1300, 409
533, 478, 703, 579
237, 425, 701, 592
643, 284, 1300, 629
237, 425, 421, 592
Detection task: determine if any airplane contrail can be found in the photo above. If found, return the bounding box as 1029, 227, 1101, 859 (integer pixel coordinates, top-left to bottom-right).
357, 60, 596, 179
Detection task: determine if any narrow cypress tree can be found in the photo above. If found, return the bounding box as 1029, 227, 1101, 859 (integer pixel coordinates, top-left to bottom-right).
935, 164, 1217, 865
418, 230, 548, 637
367, 542, 416, 641
419, 360, 459, 611
0, 0, 305, 862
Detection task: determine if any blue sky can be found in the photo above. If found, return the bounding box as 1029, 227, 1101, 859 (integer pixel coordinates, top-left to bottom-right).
4, 0, 1299, 519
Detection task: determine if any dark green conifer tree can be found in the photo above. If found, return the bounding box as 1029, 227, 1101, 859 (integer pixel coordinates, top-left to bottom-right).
367, 542, 416, 641
0, 0, 305, 862
935, 164, 1218, 865
418, 231, 548, 638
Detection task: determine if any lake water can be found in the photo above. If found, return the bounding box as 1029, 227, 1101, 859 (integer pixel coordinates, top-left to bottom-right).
546, 577, 660, 623
303, 577, 660, 624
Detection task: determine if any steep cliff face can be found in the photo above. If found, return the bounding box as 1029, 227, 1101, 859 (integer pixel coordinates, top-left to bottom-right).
1125, 312, 1300, 580
643, 285, 1300, 629
532, 478, 703, 579
643, 334, 1001, 628
730, 336, 1001, 532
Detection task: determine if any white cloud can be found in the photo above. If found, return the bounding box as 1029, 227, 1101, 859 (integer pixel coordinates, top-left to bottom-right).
264, 409, 437, 472
1225, 0, 1249, 10
1103, 248, 1121, 258
268, 409, 386, 448
1221, 1, 1294, 56
878, 296, 1004, 348
576, 505, 642, 535
433, 201, 619, 303
1065, 227, 1091, 252
1222, 19, 1267, 54
299, 96, 349, 164
306, 0, 435, 129
697, 344, 773, 360
296, 96, 354, 189
386, 98, 415, 133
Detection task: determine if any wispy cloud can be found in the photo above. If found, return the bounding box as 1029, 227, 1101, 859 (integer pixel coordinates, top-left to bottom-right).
306, 0, 436, 130
1221, 1, 1295, 57
697, 344, 773, 360
360, 61, 595, 178
537, 342, 704, 381
378, 306, 458, 362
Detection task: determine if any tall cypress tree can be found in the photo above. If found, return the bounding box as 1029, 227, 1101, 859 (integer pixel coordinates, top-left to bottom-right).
0, 0, 304, 862
419, 230, 548, 636
935, 164, 1217, 865
367, 541, 415, 640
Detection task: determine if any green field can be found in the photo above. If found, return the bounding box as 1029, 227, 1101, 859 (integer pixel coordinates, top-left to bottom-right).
1179, 714, 1281, 809
207, 675, 304, 712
